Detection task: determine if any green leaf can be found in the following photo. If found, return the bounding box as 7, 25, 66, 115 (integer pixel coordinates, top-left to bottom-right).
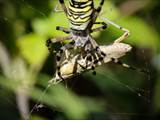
154, 77, 160, 110
17, 34, 48, 67
32, 13, 69, 38
119, 17, 159, 49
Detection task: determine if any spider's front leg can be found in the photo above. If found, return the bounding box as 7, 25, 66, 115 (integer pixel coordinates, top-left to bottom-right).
58, 0, 68, 15
88, 36, 106, 60
93, 0, 105, 21
56, 26, 71, 34
46, 35, 72, 53
83, 42, 103, 75
78, 51, 97, 75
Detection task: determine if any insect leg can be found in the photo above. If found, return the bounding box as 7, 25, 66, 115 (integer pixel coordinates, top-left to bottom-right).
111, 58, 148, 74
100, 17, 130, 43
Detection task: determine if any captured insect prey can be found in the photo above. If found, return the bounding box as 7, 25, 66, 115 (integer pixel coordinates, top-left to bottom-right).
49, 42, 132, 84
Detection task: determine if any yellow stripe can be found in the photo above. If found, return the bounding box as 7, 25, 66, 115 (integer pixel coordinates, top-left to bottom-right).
80, 9, 93, 19
68, 15, 90, 23
80, 1, 92, 7
72, 0, 90, 2
68, 5, 91, 13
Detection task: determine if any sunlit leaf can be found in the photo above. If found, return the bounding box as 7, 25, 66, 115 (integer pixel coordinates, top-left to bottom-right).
119, 17, 159, 50
33, 13, 69, 38
17, 34, 48, 67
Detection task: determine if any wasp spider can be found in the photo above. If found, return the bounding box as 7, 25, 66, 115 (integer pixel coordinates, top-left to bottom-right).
46, 0, 130, 79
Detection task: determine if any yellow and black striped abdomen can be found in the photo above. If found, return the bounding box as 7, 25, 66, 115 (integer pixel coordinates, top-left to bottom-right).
67, 0, 94, 30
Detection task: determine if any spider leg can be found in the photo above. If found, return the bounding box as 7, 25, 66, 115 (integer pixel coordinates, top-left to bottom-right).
54, 1, 71, 34
56, 26, 71, 34
91, 22, 108, 33
46, 35, 72, 53
77, 53, 97, 75
83, 43, 101, 75
91, 53, 100, 75
100, 17, 130, 43
94, 0, 105, 19
54, 3, 63, 12
88, 0, 104, 30
87, 54, 97, 75
85, 51, 104, 75
97, 0, 105, 12
88, 36, 106, 59
85, 50, 92, 68
58, 0, 68, 15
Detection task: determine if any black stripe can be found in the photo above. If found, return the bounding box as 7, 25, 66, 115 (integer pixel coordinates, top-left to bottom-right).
69, 0, 93, 9
68, 17, 91, 24
68, 8, 91, 14
71, 0, 88, 5
68, 12, 91, 20
59, 0, 64, 3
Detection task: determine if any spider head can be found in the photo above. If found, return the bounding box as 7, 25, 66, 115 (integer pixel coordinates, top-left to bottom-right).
72, 35, 89, 48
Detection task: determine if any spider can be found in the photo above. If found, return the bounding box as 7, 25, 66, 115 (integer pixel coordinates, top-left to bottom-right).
46, 0, 130, 79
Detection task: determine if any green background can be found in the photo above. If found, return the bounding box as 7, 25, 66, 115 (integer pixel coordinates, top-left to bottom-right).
0, 0, 160, 120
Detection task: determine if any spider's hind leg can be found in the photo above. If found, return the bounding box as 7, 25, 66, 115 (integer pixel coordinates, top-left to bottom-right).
87, 36, 106, 66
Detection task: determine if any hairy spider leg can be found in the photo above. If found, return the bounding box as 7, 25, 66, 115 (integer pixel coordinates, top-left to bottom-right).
46, 35, 75, 79
46, 35, 72, 53
56, 26, 71, 34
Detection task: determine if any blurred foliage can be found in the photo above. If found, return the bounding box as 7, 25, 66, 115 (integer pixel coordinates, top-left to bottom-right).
0, 0, 160, 120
